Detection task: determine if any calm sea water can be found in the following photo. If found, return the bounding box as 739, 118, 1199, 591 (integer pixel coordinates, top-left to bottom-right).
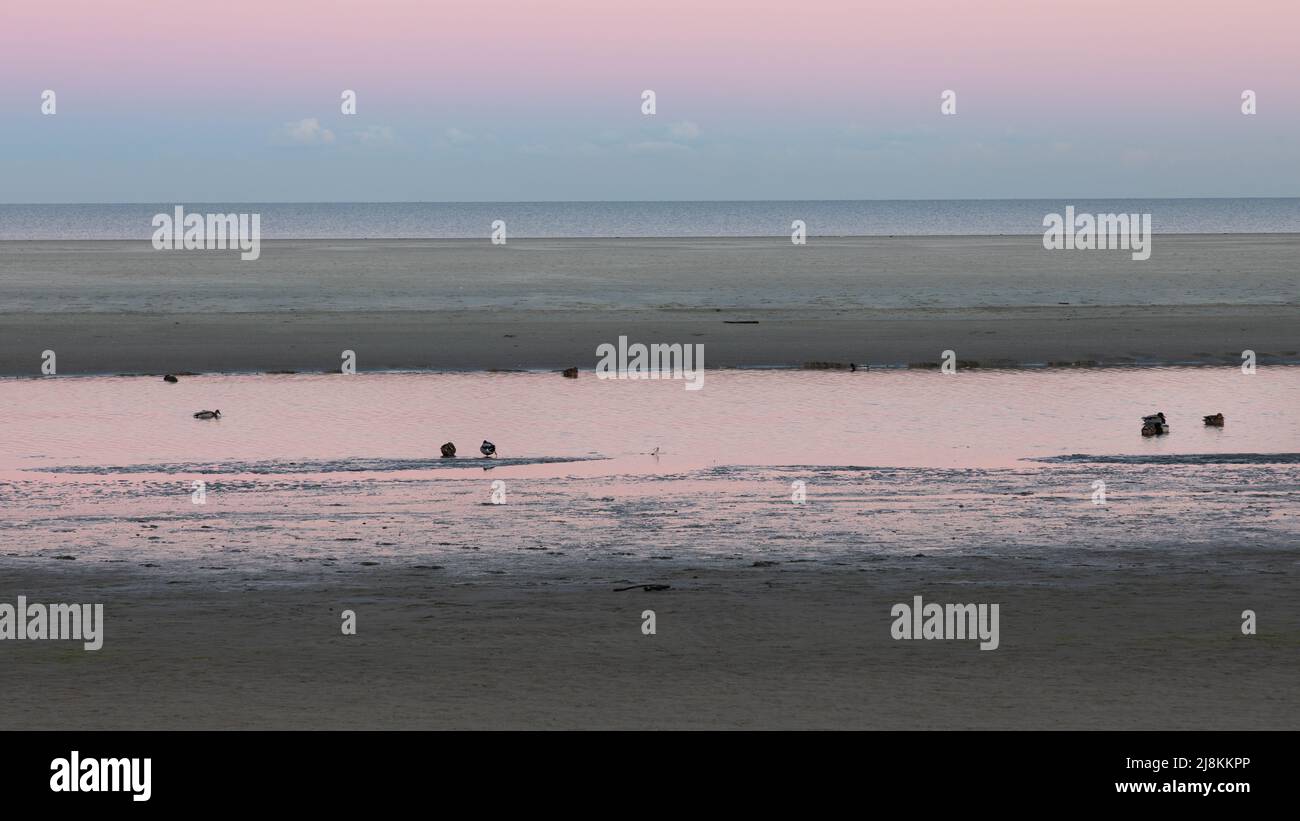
2, 199, 1299, 240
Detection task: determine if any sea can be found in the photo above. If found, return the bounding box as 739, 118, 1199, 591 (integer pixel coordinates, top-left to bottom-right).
2, 198, 1299, 240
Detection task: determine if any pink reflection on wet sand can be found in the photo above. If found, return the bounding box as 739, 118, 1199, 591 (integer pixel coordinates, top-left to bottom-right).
1, 367, 1296, 479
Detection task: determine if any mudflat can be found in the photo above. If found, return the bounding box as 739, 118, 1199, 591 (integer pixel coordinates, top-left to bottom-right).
0, 236, 1295, 375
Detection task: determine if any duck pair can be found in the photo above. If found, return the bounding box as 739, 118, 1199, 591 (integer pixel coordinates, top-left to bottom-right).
1141, 411, 1225, 436
441, 440, 496, 458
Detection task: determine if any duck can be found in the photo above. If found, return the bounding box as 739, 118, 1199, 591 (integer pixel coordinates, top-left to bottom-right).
193, 409, 221, 420
163, 374, 178, 383
1203, 413, 1225, 427
1140, 411, 1168, 436
480, 440, 496, 458
440, 442, 456, 458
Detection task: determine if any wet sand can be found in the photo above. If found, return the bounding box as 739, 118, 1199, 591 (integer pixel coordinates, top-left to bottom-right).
2, 554, 1296, 730
2, 306, 1298, 375
2, 448, 1296, 729
0, 236, 1296, 375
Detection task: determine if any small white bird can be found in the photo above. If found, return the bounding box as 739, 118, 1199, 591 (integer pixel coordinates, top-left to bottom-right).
193, 409, 221, 420
480, 440, 496, 458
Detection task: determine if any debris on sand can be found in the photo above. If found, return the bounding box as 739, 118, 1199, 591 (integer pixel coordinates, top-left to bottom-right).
801, 362, 852, 370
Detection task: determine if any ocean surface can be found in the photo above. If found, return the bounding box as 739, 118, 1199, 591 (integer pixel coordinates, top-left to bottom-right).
2, 368, 1296, 574
2, 199, 1299, 240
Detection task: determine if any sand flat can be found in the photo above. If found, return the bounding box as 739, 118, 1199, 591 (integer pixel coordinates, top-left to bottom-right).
1, 556, 1296, 730
1, 306, 1296, 375
2, 449, 1296, 729
1, 235, 1297, 375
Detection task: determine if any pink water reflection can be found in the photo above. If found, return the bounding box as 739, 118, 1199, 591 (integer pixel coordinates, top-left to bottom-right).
1, 367, 1296, 482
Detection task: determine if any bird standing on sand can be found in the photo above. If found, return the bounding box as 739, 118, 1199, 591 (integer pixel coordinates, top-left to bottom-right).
1204, 413, 1225, 427
480, 440, 496, 458
163, 374, 178, 383
193, 409, 221, 419
440, 442, 456, 458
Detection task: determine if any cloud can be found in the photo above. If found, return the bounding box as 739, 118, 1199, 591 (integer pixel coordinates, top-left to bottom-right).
432, 127, 480, 149
355, 125, 397, 146
273, 118, 335, 146
669, 121, 701, 140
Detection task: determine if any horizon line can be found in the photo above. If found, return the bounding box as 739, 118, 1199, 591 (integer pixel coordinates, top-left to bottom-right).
3, 196, 1300, 206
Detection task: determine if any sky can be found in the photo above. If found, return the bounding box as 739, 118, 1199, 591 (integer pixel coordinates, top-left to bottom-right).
1, 0, 1297, 202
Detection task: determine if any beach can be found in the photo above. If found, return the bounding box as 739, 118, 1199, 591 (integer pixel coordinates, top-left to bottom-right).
2, 557, 1297, 730
1, 235, 1296, 375
0, 233, 1297, 730
0, 368, 1297, 729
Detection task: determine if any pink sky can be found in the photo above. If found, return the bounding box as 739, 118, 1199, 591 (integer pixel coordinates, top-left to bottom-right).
3, 0, 1297, 115
3, 1, 1296, 200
